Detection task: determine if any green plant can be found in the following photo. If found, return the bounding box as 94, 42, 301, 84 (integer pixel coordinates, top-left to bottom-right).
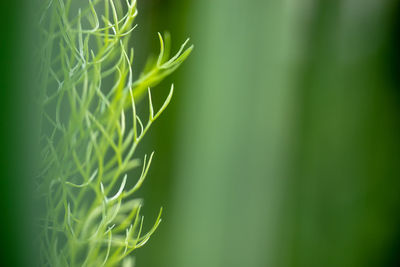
37, 0, 192, 266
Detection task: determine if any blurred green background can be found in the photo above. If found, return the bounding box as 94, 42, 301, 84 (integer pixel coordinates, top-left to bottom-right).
132, 0, 400, 266
1, 0, 400, 266
0, 0, 39, 266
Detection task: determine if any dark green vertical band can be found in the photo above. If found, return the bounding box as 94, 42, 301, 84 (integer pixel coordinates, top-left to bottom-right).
0, 1, 39, 266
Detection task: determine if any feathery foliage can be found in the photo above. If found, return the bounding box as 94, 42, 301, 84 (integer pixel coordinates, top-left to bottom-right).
37, 0, 192, 266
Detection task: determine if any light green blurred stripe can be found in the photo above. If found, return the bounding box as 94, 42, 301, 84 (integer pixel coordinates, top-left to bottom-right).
164, 1, 306, 266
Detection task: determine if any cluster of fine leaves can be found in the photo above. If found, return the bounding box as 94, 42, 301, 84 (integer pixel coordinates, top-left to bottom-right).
37, 0, 192, 266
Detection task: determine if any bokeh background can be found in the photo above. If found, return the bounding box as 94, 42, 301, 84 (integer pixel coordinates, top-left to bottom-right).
133, 1, 400, 266
1, 0, 400, 266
